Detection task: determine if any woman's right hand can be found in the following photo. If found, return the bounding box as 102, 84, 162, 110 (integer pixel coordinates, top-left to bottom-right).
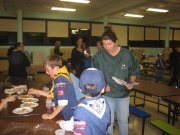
105, 85, 111, 92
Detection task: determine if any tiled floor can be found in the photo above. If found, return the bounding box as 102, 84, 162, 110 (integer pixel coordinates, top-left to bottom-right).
113, 92, 180, 135
38, 73, 180, 135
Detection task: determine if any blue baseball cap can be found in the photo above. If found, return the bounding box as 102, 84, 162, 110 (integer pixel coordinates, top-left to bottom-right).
79, 68, 106, 93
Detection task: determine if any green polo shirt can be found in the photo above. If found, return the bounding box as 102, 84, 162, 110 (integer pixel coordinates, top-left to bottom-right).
91, 45, 140, 98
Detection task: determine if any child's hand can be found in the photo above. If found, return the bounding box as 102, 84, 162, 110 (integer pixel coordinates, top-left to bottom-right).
28, 88, 40, 97
5, 95, 17, 102
42, 113, 53, 119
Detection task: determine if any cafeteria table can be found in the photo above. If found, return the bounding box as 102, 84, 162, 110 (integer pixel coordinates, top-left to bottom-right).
132, 79, 180, 125
0, 83, 71, 135
163, 95, 180, 126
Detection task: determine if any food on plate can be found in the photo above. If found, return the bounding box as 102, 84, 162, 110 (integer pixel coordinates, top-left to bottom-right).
18, 95, 34, 99
13, 107, 33, 114
20, 102, 38, 108
4, 88, 15, 95
22, 98, 39, 103
15, 88, 27, 95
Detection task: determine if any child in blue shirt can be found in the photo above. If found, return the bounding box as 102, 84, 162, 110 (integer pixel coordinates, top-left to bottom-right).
58, 68, 110, 135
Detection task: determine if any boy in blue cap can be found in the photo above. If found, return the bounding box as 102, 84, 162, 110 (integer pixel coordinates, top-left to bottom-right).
73, 68, 110, 135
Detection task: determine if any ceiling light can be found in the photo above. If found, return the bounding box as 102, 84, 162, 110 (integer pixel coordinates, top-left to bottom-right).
51, 7, 76, 11
124, 14, 144, 18
146, 8, 169, 13
60, 0, 90, 3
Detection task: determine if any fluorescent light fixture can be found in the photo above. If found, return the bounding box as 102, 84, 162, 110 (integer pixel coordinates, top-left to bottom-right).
81, 29, 88, 30
124, 14, 144, 18
60, 0, 90, 3
146, 8, 169, 13
51, 7, 76, 11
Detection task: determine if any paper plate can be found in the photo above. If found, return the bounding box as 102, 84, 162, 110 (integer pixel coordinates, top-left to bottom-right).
22, 98, 39, 103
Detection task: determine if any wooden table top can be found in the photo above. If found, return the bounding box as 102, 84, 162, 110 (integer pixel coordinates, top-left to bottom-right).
163, 95, 180, 105
134, 79, 180, 97
0, 83, 71, 135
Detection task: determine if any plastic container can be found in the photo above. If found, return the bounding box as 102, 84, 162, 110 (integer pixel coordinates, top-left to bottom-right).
55, 129, 65, 135
46, 99, 53, 112
1, 99, 7, 108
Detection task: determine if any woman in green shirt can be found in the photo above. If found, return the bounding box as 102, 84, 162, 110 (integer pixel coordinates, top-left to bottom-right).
91, 29, 139, 135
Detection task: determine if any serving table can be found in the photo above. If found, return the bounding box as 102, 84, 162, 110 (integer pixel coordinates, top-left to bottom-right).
0, 83, 71, 135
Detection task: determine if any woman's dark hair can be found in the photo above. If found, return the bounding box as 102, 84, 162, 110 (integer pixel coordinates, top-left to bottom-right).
104, 24, 112, 31
75, 37, 83, 48
7, 42, 22, 56
172, 44, 179, 51
101, 30, 118, 43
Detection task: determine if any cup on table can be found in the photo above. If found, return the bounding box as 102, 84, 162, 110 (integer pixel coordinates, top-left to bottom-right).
46, 99, 52, 110
1, 99, 7, 108
55, 129, 65, 135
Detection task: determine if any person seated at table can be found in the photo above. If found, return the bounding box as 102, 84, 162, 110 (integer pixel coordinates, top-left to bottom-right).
54, 41, 64, 57
29, 54, 77, 120
155, 53, 166, 83
57, 68, 110, 135
0, 95, 17, 111
7, 42, 30, 85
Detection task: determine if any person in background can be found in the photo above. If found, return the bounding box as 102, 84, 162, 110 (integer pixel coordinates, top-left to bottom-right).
154, 53, 166, 83
71, 37, 85, 78
91, 29, 139, 135
96, 41, 103, 51
54, 41, 64, 57
7, 42, 30, 85
83, 42, 91, 69
57, 68, 110, 135
0, 95, 17, 111
168, 44, 180, 87
28, 55, 77, 120
141, 53, 146, 62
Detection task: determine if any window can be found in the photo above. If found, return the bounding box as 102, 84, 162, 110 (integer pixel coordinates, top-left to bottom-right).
0, 32, 17, 45
70, 29, 90, 46
23, 33, 45, 46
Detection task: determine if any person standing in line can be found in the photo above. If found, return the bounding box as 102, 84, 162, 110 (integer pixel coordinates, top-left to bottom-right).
83, 42, 91, 69
57, 68, 110, 135
54, 41, 64, 57
154, 53, 166, 83
91, 29, 139, 135
71, 37, 85, 78
96, 41, 104, 51
167, 44, 180, 87
7, 42, 30, 85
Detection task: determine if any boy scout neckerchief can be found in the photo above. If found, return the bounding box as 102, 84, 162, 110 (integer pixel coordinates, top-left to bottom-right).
47, 66, 72, 98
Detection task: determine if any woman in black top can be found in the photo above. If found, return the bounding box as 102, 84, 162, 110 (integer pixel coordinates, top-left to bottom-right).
54, 41, 64, 57
71, 37, 85, 78
7, 42, 30, 85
